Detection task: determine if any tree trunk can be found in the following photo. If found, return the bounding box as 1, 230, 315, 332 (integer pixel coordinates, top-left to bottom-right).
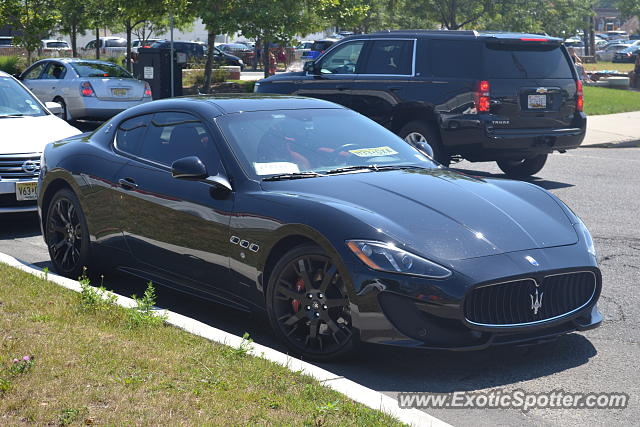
126, 23, 133, 72
71, 24, 77, 57
95, 27, 100, 60
203, 30, 217, 93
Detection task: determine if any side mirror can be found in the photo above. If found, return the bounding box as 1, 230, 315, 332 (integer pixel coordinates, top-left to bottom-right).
414, 141, 434, 159
45, 101, 63, 117
171, 156, 208, 180
303, 61, 317, 74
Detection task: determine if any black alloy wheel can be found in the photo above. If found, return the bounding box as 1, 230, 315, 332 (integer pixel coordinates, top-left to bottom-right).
266, 244, 356, 361
399, 120, 450, 166
45, 188, 90, 278
497, 154, 548, 178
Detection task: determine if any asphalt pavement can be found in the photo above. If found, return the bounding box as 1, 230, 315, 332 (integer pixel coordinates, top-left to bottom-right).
1, 121, 639, 426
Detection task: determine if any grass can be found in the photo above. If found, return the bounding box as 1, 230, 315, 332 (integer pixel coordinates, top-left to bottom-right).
0, 263, 401, 426
583, 61, 635, 73
584, 86, 640, 115
0, 56, 22, 75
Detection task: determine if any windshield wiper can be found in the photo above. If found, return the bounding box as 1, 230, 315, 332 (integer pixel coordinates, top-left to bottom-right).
262, 171, 326, 181
325, 165, 430, 175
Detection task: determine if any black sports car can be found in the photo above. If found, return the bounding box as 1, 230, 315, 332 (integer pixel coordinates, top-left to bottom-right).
38, 95, 602, 361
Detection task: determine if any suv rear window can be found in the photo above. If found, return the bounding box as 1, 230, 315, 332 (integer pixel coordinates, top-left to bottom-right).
484, 43, 574, 79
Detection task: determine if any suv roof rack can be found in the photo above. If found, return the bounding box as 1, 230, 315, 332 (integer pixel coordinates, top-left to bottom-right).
373, 29, 479, 36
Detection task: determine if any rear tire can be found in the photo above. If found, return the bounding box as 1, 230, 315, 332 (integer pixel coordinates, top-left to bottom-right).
266, 244, 357, 361
497, 154, 548, 178
399, 121, 450, 166
44, 188, 91, 279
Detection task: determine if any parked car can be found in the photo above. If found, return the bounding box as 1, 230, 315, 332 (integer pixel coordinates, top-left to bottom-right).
41, 39, 71, 52
257, 30, 587, 177
613, 45, 640, 63
0, 36, 14, 48
132, 38, 160, 53
564, 39, 585, 56
218, 42, 254, 55
596, 43, 632, 62
149, 40, 245, 69
84, 37, 127, 53
0, 71, 80, 213
19, 58, 152, 121
295, 40, 314, 57
301, 38, 338, 60
38, 95, 602, 361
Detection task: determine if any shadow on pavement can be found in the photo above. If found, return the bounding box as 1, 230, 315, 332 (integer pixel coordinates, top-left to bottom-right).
453, 167, 574, 191
0, 212, 41, 238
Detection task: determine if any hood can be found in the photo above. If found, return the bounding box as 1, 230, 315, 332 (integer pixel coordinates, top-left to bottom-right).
261, 71, 306, 82
262, 169, 578, 262
1, 115, 81, 154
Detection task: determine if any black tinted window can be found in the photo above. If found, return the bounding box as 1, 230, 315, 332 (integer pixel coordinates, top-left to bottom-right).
484, 43, 574, 79
105, 39, 126, 47
362, 40, 414, 75
140, 112, 218, 168
312, 41, 333, 51
430, 40, 481, 78
116, 115, 151, 155
71, 62, 132, 78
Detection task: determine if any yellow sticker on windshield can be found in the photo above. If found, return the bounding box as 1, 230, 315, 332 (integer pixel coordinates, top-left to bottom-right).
348, 146, 399, 157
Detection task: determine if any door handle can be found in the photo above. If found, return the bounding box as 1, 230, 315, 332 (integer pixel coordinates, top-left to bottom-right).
118, 178, 138, 190
388, 86, 401, 91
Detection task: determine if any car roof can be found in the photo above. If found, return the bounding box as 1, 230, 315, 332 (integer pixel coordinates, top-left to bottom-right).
360, 29, 562, 42
123, 95, 346, 117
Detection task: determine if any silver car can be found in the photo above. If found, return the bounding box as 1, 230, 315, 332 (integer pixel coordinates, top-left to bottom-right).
19, 58, 152, 121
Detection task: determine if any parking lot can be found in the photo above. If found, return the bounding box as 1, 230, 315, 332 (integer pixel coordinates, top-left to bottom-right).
2, 143, 637, 426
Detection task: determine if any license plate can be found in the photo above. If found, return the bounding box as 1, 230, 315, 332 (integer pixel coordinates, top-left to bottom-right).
111, 88, 127, 97
527, 94, 547, 109
16, 182, 38, 201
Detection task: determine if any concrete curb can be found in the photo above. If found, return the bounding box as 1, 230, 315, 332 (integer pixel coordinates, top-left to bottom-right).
581, 139, 640, 149
0, 252, 449, 427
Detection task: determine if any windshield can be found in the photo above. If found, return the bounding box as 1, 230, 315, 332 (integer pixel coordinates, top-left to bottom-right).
216, 109, 437, 180
0, 77, 46, 117
484, 43, 574, 79
71, 62, 133, 78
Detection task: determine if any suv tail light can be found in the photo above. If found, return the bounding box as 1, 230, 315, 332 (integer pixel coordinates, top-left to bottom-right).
576, 80, 583, 112
475, 80, 490, 113
144, 82, 152, 98
80, 81, 95, 97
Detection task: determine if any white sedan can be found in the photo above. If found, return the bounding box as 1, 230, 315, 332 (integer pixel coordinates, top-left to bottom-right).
0, 71, 81, 213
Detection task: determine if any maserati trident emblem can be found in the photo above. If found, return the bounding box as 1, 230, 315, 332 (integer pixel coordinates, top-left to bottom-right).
536, 87, 549, 94
530, 286, 544, 315
525, 255, 539, 267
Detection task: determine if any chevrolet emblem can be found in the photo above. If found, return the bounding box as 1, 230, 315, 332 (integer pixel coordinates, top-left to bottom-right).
536, 87, 549, 94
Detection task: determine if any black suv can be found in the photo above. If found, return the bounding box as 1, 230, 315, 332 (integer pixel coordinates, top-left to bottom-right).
255, 30, 586, 177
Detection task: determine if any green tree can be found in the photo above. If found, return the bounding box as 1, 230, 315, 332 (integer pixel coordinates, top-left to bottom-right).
85, 0, 118, 59
617, 0, 640, 21
55, 0, 89, 56
316, 0, 371, 32
0, 0, 60, 63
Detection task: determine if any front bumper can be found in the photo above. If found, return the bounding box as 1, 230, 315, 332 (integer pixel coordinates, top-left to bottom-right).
346, 245, 601, 350
0, 179, 38, 213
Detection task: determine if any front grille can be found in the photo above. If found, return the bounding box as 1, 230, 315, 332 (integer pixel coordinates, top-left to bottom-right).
464, 271, 596, 326
0, 153, 41, 179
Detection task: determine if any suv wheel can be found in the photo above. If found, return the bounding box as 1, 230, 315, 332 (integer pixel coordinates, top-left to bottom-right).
399, 121, 450, 166
266, 244, 356, 361
497, 154, 548, 178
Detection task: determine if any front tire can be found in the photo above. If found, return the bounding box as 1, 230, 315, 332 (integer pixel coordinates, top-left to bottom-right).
398, 121, 450, 166
497, 154, 548, 178
53, 97, 70, 122
44, 188, 91, 279
266, 244, 356, 361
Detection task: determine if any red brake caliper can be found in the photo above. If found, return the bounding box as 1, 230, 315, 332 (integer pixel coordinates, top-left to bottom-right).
291, 277, 305, 312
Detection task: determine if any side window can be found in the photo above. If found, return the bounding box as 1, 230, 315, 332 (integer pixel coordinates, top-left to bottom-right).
115, 114, 151, 156
86, 40, 95, 49
139, 112, 219, 169
430, 39, 481, 78
23, 63, 47, 80
42, 63, 67, 80
318, 41, 365, 74
362, 40, 414, 75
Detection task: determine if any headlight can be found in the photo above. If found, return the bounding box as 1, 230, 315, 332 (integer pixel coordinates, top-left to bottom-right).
238, 59, 244, 65
576, 219, 596, 258
346, 240, 452, 279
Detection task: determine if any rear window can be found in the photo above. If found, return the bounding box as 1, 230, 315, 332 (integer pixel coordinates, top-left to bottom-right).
484, 43, 574, 79
45, 42, 69, 48
105, 39, 126, 47
312, 41, 333, 51
71, 62, 132, 78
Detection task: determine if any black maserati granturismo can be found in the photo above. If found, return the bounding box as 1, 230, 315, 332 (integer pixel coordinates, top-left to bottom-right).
38, 95, 602, 360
